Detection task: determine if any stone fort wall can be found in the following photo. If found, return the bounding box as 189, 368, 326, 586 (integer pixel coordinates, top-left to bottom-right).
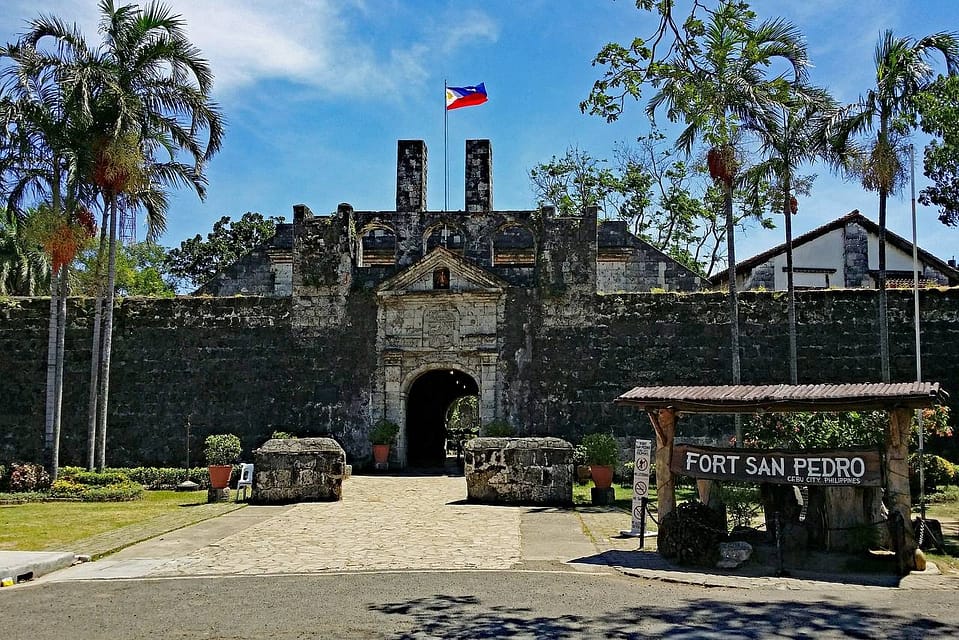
2, 288, 957, 467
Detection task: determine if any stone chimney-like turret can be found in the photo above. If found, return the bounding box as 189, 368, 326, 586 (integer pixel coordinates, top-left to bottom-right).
396, 140, 427, 212
465, 139, 492, 213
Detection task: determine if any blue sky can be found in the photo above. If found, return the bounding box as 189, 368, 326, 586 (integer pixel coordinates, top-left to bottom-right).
2, 0, 958, 272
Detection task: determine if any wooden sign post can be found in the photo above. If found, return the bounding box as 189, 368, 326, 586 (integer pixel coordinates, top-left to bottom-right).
621, 439, 653, 546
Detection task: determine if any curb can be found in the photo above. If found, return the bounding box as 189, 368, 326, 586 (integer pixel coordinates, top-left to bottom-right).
0, 551, 78, 587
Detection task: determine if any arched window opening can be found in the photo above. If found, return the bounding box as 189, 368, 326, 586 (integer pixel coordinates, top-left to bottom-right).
359, 226, 397, 266
424, 224, 465, 255
492, 224, 535, 266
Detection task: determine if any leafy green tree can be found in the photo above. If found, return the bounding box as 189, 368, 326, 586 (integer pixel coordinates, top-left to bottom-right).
529, 134, 772, 275
583, 1, 808, 403
165, 212, 284, 291
913, 75, 959, 225
529, 146, 627, 217
828, 30, 959, 382
75, 240, 174, 297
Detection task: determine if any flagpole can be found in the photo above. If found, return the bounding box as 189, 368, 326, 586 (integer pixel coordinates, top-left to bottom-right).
444, 79, 449, 212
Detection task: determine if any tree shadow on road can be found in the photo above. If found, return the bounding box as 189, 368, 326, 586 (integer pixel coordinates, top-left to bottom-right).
370, 593, 959, 638
569, 549, 902, 587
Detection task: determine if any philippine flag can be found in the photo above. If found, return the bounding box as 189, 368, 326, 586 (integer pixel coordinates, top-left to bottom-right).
446, 83, 488, 110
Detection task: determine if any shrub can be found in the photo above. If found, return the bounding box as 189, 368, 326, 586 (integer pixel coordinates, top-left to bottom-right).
0, 491, 48, 504
271, 431, 295, 440
910, 454, 957, 493
370, 420, 400, 445
719, 484, 762, 529
0, 464, 7, 491
926, 485, 959, 504
120, 466, 208, 489
49, 479, 86, 499
49, 479, 143, 501
8, 462, 51, 492
484, 420, 515, 437
81, 481, 143, 502
581, 433, 619, 466
72, 470, 130, 486
204, 434, 242, 465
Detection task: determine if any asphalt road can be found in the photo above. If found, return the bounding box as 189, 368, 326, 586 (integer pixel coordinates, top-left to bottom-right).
3, 570, 958, 639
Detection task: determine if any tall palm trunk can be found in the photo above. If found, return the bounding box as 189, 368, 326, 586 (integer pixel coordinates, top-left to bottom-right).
44, 156, 66, 479
51, 264, 68, 480
724, 182, 743, 446
724, 183, 741, 386
877, 116, 890, 383
86, 207, 109, 470
43, 269, 60, 470
783, 173, 798, 384
95, 194, 119, 471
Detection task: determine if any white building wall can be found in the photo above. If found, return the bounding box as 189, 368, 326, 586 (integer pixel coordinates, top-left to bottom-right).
772, 228, 846, 289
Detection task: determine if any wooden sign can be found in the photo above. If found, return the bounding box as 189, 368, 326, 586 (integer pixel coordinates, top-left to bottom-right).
671, 444, 882, 487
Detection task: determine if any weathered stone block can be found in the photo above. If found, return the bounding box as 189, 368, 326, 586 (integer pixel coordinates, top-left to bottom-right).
464, 437, 572, 506
716, 541, 753, 569
252, 437, 345, 504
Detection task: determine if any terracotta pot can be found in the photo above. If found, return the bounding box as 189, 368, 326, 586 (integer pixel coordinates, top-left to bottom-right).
208, 465, 233, 489
372, 444, 390, 464
590, 464, 614, 489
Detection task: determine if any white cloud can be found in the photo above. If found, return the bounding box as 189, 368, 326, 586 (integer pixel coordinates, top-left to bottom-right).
0, 0, 499, 102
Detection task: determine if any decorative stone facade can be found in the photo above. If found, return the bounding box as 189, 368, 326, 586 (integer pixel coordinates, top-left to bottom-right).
464, 437, 573, 505
251, 437, 346, 504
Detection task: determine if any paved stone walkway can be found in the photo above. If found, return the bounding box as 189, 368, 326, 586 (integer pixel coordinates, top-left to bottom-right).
27, 475, 959, 591
149, 475, 522, 576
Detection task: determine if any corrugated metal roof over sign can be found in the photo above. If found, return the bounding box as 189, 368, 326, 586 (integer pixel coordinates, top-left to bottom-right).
614, 382, 947, 413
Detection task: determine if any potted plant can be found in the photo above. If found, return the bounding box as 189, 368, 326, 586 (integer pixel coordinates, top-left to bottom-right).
573, 444, 591, 485
581, 433, 619, 489
204, 433, 242, 489
370, 419, 400, 464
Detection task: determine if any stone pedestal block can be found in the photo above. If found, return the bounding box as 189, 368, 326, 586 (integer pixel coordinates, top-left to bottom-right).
251, 437, 346, 504
465, 437, 573, 506
207, 487, 230, 503
590, 487, 615, 506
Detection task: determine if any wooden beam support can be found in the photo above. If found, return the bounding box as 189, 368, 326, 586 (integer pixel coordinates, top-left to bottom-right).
886, 408, 917, 574
649, 408, 676, 519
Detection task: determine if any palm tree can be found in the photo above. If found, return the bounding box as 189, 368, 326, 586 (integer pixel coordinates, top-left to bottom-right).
0, 20, 95, 480
744, 87, 840, 383
645, 2, 808, 406
84, 0, 223, 469
828, 30, 959, 382
0, 207, 50, 295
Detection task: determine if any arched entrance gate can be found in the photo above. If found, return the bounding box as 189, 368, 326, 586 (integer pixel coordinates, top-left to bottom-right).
405, 368, 478, 468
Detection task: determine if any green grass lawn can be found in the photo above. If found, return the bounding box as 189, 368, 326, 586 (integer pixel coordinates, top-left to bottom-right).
0, 490, 207, 552
922, 496, 959, 573
572, 481, 698, 511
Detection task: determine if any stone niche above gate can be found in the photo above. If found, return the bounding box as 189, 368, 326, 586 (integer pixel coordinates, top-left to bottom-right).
465, 437, 574, 506
251, 437, 346, 504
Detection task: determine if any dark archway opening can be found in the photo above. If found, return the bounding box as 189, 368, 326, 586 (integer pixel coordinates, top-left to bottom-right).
406, 369, 478, 469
